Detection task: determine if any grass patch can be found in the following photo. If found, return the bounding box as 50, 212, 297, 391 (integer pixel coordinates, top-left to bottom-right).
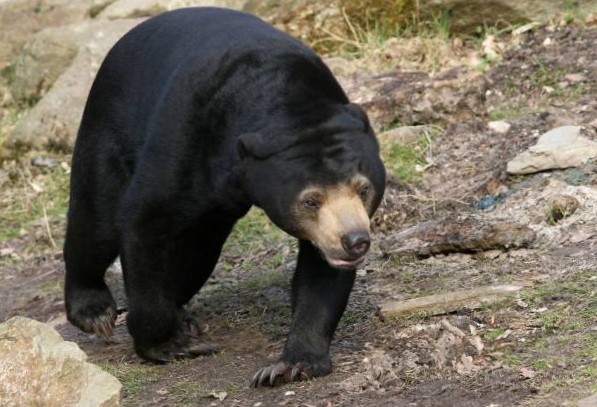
224, 208, 287, 254
0, 105, 27, 149
329, 8, 457, 73
484, 327, 507, 341
529, 60, 566, 90
380, 127, 437, 183
101, 362, 162, 397
169, 381, 212, 405
483, 269, 597, 391
220, 207, 294, 273
488, 105, 535, 121
0, 161, 70, 247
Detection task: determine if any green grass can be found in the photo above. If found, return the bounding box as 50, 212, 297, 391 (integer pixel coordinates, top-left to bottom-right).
219, 207, 293, 273
101, 362, 162, 396
484, 327, 507, 341
0, 105, 27, 149
0, 163, 70, 244
168, 381, 213, 405
529, 60, 566, 90
380, 127, 437, 183
488, 105, 535, 121
483, 269, 597, 391
225, 208, 287, 253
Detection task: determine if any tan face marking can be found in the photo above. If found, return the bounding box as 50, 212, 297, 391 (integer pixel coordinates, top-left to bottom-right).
293, 174, 374, 263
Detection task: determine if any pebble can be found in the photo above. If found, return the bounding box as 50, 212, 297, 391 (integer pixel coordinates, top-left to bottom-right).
487, 120, 511, 134
31, 156, 58, 167
564, 73, 585, 83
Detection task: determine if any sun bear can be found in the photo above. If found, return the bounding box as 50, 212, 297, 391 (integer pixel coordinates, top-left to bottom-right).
64, 7, 386, 387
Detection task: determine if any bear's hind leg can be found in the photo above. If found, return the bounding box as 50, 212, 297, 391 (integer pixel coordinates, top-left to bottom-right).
123, 216, 236, 363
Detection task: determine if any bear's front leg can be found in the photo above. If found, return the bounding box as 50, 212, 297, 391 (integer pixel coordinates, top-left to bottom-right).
251, 240, 356, 387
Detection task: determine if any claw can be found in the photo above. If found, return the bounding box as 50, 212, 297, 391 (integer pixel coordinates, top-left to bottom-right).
250, 370, 262, 388
251, 361, 317, 388
188, 341, 219, 356
90, 310, 117, 339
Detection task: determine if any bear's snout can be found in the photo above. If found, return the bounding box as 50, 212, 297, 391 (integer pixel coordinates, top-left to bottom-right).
341, 231, 370, 258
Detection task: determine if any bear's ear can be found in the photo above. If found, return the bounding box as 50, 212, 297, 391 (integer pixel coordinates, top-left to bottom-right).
345, 103, 370, 131
237, 132, 279, 160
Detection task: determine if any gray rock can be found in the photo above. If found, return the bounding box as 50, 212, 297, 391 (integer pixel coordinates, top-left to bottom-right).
98, 0, 248, 19
10, 27, 79, 102
506, 126, 597, 175
7, 19, 142, 151
380, 215, 536, 258
0, 0, 108, 69
0, 316, 121, 407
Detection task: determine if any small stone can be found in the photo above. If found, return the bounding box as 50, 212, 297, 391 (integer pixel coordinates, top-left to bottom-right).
542, 37, 553, 46
31, 156, 58, 167
208, 391, 227, 401
519, 366, 536, 379
475, 196, 498, 211
284, 391, 296, 396
487, 120, 511, 134
0, 247, 15, 257
253, 402, 263, 407
564, 73, 585, 83
542, 85, 555, 94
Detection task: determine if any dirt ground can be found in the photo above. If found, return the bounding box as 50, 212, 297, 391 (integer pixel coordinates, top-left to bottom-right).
1, 23, 597, 407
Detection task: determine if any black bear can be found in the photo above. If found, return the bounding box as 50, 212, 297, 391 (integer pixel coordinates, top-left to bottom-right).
64, 7, 386, 387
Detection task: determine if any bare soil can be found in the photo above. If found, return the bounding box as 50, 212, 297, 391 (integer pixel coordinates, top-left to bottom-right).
1, 23, 597, 407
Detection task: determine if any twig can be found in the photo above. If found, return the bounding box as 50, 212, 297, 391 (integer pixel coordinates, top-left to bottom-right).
340, 6, 360, 44
42, 203, 57, 250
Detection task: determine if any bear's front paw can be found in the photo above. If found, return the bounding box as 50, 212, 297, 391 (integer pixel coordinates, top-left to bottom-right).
250, 359, 331, 387
66, 288, 117, 339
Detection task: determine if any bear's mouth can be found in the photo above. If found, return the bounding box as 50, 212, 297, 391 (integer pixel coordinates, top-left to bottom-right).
325, 255, 366, 270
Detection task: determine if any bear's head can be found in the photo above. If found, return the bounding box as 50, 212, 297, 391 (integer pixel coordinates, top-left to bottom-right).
238, 103, 385, 269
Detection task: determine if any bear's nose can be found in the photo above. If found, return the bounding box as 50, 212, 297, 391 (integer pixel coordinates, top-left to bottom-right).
341, 231, 370, 257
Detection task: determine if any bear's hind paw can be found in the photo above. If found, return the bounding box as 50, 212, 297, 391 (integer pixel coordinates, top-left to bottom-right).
138, 335, 220, 363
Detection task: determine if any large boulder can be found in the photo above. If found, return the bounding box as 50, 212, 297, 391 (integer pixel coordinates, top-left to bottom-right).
0, 316, 121, 407
0, 0, 111, 69
7, 19, 142, 151
98, 0, 249, 19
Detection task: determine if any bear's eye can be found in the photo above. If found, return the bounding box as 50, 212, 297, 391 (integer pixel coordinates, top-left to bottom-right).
358, 186, 370, 199
303, 198, 320, 210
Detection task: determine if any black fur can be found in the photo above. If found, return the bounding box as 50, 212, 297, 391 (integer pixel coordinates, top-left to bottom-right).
64, 7, 385, 386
